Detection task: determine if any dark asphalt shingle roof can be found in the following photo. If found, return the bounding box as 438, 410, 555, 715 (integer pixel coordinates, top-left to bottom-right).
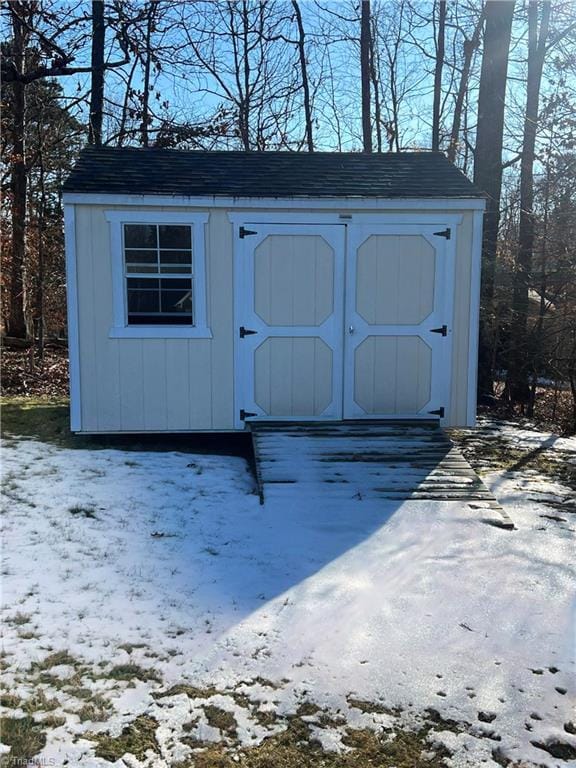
63, 146, 483, 199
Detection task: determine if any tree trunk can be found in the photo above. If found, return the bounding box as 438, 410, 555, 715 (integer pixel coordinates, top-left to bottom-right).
7, 2, 28, 339
473, 0, 515, 396
447, 8, 485, 163
432, 0, 446, 151
240, 0, 251, 151
369, 18, 382, 153
506, 1, 551, 405
292, 0, 314, 152
35, 146, 46, 359
140, 0, 158, 147
360, 0, 372, 152
88, 0, 105, 145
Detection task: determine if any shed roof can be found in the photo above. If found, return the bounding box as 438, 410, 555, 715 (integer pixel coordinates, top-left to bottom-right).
63, 146, 483, 199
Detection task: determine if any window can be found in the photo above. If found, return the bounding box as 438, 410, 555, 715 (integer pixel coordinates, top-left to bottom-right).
106, 211, 210, 339
124, 224, 194, 325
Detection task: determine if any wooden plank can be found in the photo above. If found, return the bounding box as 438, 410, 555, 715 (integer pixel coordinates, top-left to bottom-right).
251, 421, 506, 517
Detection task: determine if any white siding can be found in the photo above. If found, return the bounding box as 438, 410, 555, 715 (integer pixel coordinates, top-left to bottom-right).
74, 205, 234, 431
71, 203, 478, 430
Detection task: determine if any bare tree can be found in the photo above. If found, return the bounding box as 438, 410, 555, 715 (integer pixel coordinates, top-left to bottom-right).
447, 5, 486, 163
175, 1, 298, 150
473, 0, 515, 396
431, 0, 446, 151
292, 0, 314, 151
1, 0, 130, 338
88, 0, 105, 146
140, 0, 160, 147
360, 0, 372, 152
506, 1, 552, 405
6, 1, 30, 338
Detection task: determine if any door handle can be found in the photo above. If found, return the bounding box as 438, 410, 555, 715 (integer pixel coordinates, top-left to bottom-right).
348, 325, 355, 334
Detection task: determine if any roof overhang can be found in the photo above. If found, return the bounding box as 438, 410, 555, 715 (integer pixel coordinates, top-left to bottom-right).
62, 192, 486, 211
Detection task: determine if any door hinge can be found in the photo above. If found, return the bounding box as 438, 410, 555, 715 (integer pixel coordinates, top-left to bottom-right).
240, 409, 257, 421
239, 226, 257, 239
239, 326, 258, 338
428, 407, 445, 418
430, 324, 448, 336
433, 228, 451, 240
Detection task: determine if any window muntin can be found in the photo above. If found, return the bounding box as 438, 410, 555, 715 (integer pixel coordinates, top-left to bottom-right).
123, 223, 194, 325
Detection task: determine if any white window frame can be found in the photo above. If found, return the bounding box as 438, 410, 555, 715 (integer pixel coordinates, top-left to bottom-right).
105, 210, 211, 338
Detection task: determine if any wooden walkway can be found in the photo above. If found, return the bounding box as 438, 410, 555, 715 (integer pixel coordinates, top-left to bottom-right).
250, 421, 512, 525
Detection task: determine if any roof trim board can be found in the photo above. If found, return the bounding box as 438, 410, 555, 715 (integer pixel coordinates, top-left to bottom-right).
63, 192, 486, 210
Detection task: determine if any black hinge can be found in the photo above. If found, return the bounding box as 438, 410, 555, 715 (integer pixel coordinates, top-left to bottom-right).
430, 324, 448, 336
240, 409, 257, 421
428, 407, 445, 418
433, 228, 451, 240
239, 226, 257, 239
239, 326, 258, 338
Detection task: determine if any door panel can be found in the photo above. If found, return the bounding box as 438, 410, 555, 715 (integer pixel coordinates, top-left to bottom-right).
254, 235, 334, 326
238, 224, 345, 423
355, 235, 435, 325
354, 335, 432, 415
344, 225, 453, 420
254, 337, 333, 417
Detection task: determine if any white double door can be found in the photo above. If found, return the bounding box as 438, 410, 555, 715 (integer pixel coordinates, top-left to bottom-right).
235, 221, 453, 425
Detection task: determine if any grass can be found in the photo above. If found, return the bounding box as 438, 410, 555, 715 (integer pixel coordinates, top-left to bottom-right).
204, 705, 238, 736
450, 429, 576, 491
1, 395, 253, 458
68, 504, 98, 519
76, 694, 113, 723
295, 701, 321, 717
0, 397, 78, 448
346, 697, 401, 716
5, 612, 31, 627
106, 663, 162, 684
173, 716, 451, 768
153, 683, 218, 700
88, 715, 160, 762
31, 650, 79, 672
0, 716, 46, 768
118, 642, 148, 654
22, 690, 60, 715
0, 692, 22, 709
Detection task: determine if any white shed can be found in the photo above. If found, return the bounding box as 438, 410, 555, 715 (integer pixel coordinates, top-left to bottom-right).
63, 148, 485, 432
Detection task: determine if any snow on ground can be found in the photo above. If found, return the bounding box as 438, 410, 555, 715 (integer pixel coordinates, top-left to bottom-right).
1, 419, 575, 767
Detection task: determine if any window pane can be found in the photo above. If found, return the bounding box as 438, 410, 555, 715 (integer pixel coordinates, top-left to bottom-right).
159, 278, 191, 290
124, 224, 157, 249
159, 225, 191, 249
160, 250, 192, 266
125, 249, 158, 265
160, 279, 193, 314
127, 277, 160, 314
127, 289, 160, 314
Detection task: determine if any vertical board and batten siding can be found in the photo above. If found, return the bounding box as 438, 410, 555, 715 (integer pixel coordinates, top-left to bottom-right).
75, 205, 233, 431
450, 211, 474, 425
73, 203, 476, 431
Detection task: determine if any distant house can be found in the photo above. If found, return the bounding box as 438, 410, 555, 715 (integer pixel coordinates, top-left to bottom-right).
62, 148, 485, 432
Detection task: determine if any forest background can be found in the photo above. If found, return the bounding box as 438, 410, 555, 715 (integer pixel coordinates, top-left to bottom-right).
2, 0, 576, 432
